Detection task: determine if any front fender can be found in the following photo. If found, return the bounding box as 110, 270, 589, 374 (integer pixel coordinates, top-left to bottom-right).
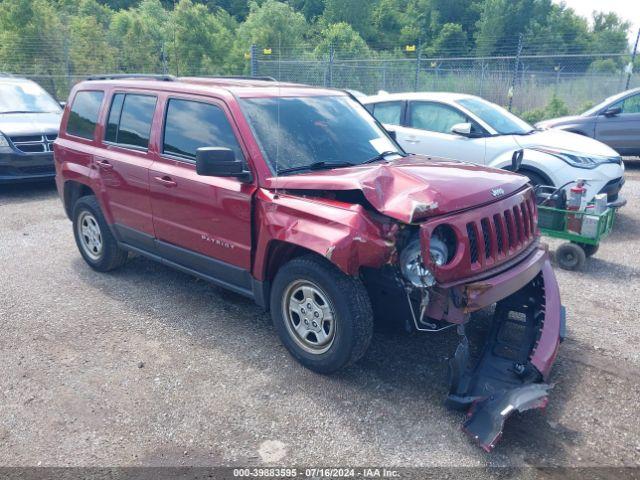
488, 148, 563, 184
252, 189, 398, 280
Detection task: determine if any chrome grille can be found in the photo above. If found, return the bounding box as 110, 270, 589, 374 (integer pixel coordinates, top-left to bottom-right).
9, 134, 55, 154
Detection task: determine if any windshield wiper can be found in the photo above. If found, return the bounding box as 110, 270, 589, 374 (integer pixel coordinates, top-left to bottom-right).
277, 161, 356, 175
361, 150, 405, 164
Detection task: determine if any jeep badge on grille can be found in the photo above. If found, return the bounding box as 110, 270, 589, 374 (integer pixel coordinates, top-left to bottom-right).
491, 187, 505, 197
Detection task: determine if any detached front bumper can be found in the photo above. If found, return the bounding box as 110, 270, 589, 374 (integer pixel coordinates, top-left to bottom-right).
0, 151, 55, 184
433, 247, 564, 450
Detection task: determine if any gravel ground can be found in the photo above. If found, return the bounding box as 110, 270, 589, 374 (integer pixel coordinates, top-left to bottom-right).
0, 164, 639, 471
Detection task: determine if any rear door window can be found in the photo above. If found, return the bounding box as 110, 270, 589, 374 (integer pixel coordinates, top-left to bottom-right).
105, 93, 157, 149
66, 91, 104, 140
162, 98, 244, 162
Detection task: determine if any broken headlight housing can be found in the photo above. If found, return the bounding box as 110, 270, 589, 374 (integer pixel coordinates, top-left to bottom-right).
400, 227, 455, 287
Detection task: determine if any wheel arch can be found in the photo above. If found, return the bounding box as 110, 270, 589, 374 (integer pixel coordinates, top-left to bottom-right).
516, 165, 555, 186
63, 180, 96, 219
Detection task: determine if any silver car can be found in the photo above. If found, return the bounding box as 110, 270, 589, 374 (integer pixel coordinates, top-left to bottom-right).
537, 87, 640, 157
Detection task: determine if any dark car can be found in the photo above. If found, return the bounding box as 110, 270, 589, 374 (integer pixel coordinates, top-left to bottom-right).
0, 76, 62, 183
537, 87, 640, 157
55, 75, 563, 451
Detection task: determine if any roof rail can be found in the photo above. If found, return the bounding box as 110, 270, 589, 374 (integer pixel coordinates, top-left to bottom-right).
197, 75, 277, 82
86, 74, 176, 81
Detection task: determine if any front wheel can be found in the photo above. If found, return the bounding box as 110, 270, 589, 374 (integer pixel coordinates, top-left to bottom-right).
270, 255, 373, 374
556, 242, 586, 271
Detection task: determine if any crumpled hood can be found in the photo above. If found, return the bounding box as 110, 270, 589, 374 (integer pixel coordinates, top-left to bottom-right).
265, 155, 529, 223
0, 112, 61, 137
518, 128, 617, 157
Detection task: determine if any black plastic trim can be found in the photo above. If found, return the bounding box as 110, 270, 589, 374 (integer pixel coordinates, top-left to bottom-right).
112, 223, 259, 300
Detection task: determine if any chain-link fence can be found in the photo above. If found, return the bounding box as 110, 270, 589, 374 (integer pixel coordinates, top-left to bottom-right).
3, 35, 638, 121
253, 47, 639, 118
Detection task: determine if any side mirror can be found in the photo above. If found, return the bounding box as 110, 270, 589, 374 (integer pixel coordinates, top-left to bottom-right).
451, 122, 473, 137
511, 149, 524, 172
59, 101, 66, 109
196, 147, 252, 182
386, 128, 397, 141
603, 106, 622, 117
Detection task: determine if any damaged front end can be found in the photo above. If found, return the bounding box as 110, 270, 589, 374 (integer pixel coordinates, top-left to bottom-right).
366, 186, 565, 451
446, 257, 565, 451
387, 239, 565, 451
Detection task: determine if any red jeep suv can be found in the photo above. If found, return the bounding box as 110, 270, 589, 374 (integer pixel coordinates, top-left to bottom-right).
54, 75, 564, 451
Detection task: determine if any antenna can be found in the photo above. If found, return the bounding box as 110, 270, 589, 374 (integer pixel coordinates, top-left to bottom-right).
274, 35, 282, 199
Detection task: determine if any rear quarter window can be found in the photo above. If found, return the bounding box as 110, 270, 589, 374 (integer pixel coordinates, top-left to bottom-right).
66, 91, 104, 140
105, 94, 157, 149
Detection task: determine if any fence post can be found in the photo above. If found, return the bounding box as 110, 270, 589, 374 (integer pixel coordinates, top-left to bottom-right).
250, 44, 258, 77
508, 33, 524, 112
414, 42, 422, 91
161, 41, 168, 75
328, 43, 335, 88
626, 28, 640, 90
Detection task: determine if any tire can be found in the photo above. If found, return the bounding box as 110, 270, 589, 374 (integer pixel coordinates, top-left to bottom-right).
556, 242, 586, 271
72, 195, 128, 272
270, 255, 374, 374
572, 242, 599, 258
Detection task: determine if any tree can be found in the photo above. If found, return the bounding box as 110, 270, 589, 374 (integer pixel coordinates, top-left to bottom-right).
169, 0, 237, 75
0, 0, 67, 95
321, 0, 373, 42
108, 0, 169, 72
427, 23, 469, 56
68, 0, 117, 75
314, 22, 371, 58
234, 0, 308, 50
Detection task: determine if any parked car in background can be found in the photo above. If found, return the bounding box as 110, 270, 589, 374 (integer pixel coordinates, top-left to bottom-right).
536, 87, 640, 158
0, 75, 62, 183
54, 75, 563, 451
362, 92, 626, 207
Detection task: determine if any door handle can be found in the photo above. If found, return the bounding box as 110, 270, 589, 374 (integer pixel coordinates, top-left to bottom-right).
97, 159, 113, 170
154, 176, 178, 188
405, 138, 421, 143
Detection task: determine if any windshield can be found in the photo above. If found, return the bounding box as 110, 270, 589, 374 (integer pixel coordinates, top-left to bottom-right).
240, 95, 400, 174
581, 92, 628, 116
0, 81, 62, 114
457, 97, 533, 135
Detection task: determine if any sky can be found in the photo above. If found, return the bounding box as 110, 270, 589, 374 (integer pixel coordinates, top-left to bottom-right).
554, 0, 640, 46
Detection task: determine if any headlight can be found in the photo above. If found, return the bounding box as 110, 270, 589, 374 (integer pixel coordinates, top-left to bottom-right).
400, 239, 435, 288
534, 147, 621, 169
0, 133, 13, 153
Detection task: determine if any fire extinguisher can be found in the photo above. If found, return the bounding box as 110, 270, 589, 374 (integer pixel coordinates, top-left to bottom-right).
567, 179, 588, 233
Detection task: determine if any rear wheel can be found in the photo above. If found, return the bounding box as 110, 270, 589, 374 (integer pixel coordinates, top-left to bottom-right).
556, 242, 586, 271
72, 195, 128, 272
572, 242, 599, 257
270, 255, 373, 374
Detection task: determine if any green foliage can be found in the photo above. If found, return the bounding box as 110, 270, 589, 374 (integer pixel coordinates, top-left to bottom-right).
0, 0, 635, 97
170, 0, 237, 75
521, 93, 570, 123
235, 0, 308, 50
314, 22, 371, 59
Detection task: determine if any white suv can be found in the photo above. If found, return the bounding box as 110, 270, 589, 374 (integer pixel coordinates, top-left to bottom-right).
362, 92, 626, 207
